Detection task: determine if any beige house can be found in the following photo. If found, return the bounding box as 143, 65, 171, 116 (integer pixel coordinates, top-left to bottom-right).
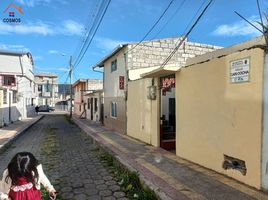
73, 79, 102, 118
93, 36, 220, 135
132, 36, 268, 190
84, 90, 103, 123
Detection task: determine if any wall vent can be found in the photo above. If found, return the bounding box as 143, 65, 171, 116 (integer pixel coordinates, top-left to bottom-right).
222, 154, 247, 175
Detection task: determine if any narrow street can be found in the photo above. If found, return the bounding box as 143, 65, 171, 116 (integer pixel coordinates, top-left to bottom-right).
0, 114, 127, 200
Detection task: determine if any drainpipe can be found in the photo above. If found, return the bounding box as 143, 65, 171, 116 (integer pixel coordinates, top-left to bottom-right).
124, 52, 128, 135
19, 56, 25, 119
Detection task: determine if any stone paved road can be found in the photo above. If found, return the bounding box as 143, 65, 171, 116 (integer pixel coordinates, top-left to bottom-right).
0, 114, 128, 200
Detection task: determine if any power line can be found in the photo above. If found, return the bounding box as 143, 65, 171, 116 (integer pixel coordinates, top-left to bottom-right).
72, 0, 111, 71
73, 1, 107, 64
152, 0, 187, 39
72, 1, 101, 62
160, 0, 213, 68
126, 0, 175, 54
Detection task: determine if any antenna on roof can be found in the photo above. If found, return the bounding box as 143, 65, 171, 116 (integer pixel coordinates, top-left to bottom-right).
234, 0, 268, 44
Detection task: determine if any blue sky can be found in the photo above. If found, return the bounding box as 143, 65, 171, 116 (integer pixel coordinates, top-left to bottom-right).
0, 0, 266, 83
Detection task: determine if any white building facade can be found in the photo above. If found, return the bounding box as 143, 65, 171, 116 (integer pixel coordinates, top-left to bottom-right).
0, 51, 36, 126
35, 73, 58, 107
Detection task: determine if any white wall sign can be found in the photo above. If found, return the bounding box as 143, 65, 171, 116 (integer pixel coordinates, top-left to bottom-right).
230, 58, 250, 83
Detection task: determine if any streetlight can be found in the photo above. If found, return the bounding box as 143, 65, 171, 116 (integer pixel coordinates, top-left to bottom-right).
59, 53, 73, 118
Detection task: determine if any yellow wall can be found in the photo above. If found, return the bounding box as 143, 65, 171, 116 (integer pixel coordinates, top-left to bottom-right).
127, 78, 160, 147
176, 48, 264, 188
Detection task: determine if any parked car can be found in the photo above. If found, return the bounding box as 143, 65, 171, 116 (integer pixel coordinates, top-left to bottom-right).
38, 105, 54, 112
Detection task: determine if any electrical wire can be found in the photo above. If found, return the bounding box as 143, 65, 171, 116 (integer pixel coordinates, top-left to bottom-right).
72, 1, 107, 64
152, 0, 187, 39
72, 0, 111, 71
125, 0, 175, 54
160, 0, 213, 68
72, 1, 101, 61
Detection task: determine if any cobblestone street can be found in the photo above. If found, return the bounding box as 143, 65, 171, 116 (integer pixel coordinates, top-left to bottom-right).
0, 114, 128, 200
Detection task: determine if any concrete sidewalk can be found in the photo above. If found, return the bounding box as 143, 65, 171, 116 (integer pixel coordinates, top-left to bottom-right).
73, 116, 268, 200
0, 115, 44, 151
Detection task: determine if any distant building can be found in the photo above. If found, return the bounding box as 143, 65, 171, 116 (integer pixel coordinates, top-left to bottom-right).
72, 79, 102, 118
84, 90, 103, 123
57, 84, 72, 100
0, 50, 36, 126
34, 73, 58, 106
55, 83, 73, 111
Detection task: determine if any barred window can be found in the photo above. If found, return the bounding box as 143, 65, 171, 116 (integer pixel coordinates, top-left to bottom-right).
94, 98, 98, 112
13, 91, 17, 103
110, 102, 117, 118
111, 59, 117, 72
3, 75, 15, 86
3, 89, 7, 104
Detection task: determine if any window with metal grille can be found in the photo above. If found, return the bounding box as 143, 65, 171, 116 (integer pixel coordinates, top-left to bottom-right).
13, 91, 17, 103
87, 98, 90, 109
3, 89, 7, 104
110, 102, 117, 118
94, 98, 98, 112
3, 75, 15, 86
111, 59, 117, 72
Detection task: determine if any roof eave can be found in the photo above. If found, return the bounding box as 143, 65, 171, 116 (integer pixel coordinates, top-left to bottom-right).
92, 44, 127, 69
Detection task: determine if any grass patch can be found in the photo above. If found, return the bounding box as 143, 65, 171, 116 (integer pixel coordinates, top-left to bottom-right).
41, 127, 57, 156
40, 127, 62, 199
96, 148, 158, 200
64, 115, 74, 124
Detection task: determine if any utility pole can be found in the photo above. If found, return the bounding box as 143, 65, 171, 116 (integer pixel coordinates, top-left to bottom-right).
69, 56, 73, 118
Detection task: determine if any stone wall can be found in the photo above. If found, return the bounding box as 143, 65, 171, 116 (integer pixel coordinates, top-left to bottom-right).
127, 37, 221, 69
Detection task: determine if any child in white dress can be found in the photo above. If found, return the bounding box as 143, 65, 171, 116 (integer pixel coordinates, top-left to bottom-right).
0, 152, 56, 200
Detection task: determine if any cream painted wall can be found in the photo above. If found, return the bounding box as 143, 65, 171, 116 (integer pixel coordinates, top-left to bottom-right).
103, 49, 127, 134
74, 83, 86, 116
176, 48, 264, 189
127, 78, 160, 147
104, 51, 126, 98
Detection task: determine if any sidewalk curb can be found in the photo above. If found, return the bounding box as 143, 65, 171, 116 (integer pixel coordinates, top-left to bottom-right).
72, 117, 188, 200
0, 115, 44, 153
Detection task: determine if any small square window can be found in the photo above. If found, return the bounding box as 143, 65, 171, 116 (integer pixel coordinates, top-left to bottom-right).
111, 59, 117, 72
3, 75, 15, 86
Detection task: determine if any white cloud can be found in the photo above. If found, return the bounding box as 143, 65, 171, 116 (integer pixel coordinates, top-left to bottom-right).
0, 22, 53, 35
0, 43, 30, 52
16, 0, 51, 7
35, 66, 68, 71
0, 20, 84, 36
60, 20, 84, 36
213, 16, 262, 37
16, 0, 68, 7
95, 37, 128, 52
33, 56, 43, 61
48, 50, 58, 54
